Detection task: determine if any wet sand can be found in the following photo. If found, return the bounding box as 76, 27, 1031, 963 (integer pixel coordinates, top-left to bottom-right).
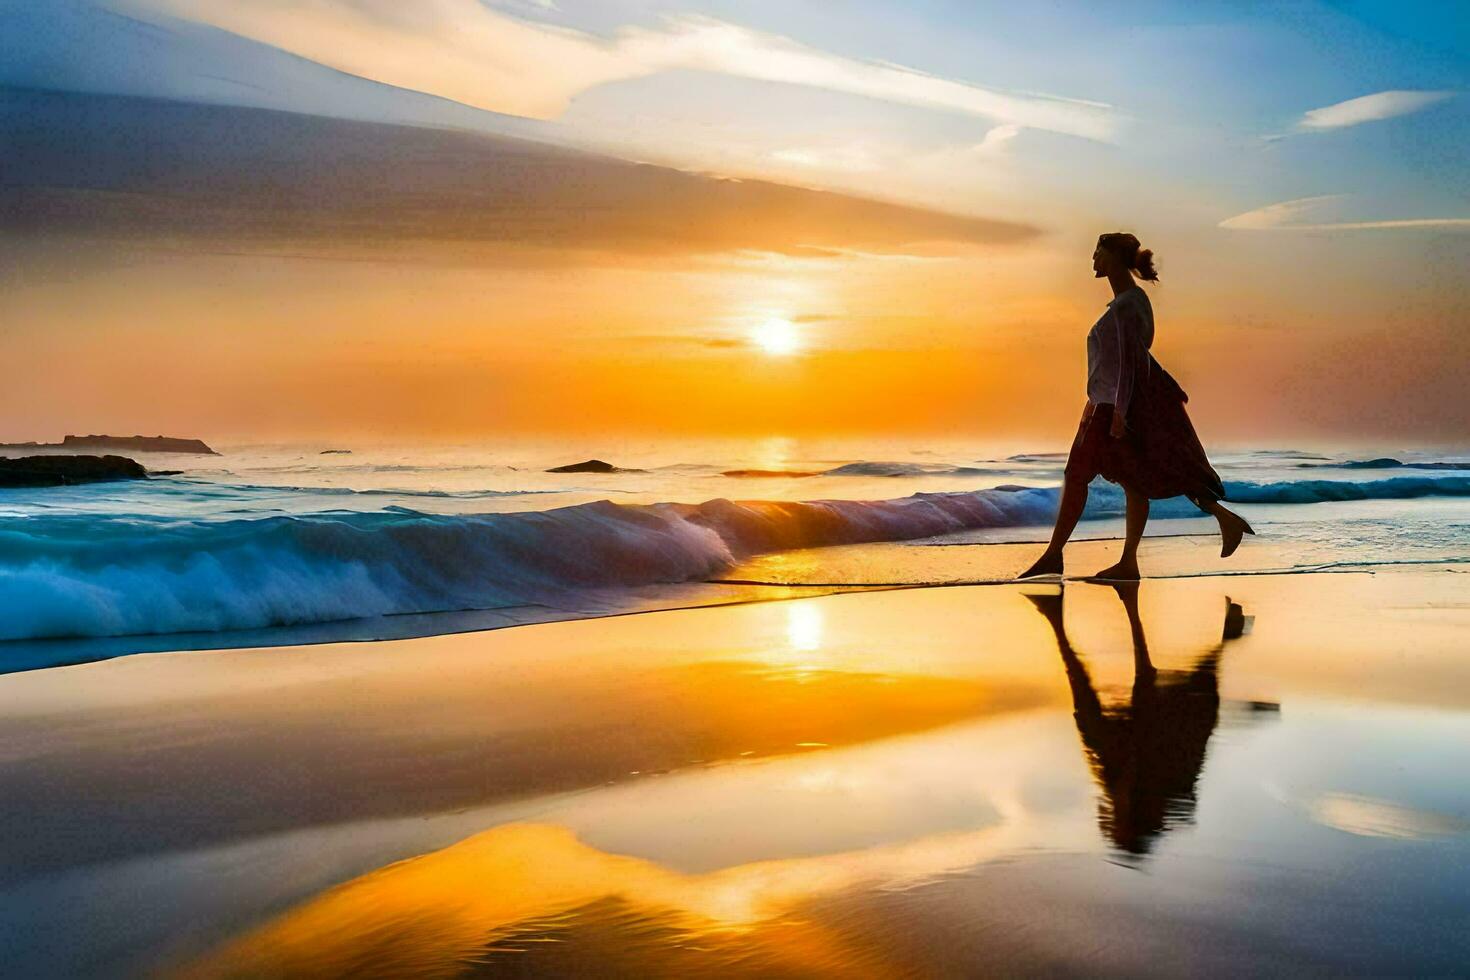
0, 552, 1467, 976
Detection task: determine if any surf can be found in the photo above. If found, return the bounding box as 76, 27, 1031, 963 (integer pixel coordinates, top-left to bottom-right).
2, 474, 1468, 643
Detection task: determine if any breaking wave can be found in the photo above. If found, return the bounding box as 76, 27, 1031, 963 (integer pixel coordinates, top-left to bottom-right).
0, 489, 1060, 642
2, 475, 1468, 643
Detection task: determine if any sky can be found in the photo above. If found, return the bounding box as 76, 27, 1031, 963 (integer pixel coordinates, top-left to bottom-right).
1, 0, 1467, 444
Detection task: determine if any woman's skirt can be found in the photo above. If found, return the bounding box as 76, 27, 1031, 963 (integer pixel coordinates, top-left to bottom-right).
1064, 359, 1225, 509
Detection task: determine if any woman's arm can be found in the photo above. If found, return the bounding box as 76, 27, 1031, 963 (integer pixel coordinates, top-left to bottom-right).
1109, 305, 1140, 438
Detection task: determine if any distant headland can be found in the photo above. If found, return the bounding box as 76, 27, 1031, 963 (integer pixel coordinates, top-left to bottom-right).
0, 435, 218, 455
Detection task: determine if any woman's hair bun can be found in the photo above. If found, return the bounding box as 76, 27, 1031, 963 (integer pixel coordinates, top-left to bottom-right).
1098, 232, 1159, 282
1133, 246, 1158, 282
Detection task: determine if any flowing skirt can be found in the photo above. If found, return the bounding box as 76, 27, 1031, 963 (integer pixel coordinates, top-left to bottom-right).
1064, 357, 1225, 509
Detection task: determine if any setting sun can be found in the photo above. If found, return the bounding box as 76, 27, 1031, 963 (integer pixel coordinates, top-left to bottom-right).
751, 317, 800, 356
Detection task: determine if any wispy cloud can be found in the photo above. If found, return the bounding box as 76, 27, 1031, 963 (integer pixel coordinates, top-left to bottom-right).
148, 0, 1119, 141
770, 143, 885, 173
974, 123, 1022, 153
1220, 195, 1470, 231
769, 119, 1020, 180
1297, 90, 1453, 131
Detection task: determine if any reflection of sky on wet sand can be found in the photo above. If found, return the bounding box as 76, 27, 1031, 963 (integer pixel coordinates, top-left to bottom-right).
179, 700, 1470, 977
1, 574, 1468, 975
166, 575, 1470, 976
178, 707, 1102, 977
1307, 792, 1470, 840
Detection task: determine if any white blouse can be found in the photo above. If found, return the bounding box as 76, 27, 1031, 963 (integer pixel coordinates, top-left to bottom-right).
1086, 286, 1154, 418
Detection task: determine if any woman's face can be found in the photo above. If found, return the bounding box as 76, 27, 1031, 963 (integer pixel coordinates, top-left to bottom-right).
1092, 243, 1112, 278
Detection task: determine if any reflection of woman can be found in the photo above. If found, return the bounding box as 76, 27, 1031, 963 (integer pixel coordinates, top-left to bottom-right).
1020, 233, 1253, 581
1026, 585, 1245, 856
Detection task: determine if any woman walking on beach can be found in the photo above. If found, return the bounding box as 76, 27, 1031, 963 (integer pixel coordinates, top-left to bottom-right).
1019, 233, 1253, 580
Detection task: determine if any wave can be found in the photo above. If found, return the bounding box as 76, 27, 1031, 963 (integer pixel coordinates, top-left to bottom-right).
721, 469, 823, 478
4, 475, 1468, 644
190, 481, 573, 500
1243, 449, 1333, 459
718, 461, 1019, 478
0, 488, 1062, 642
819, 462, 1012, 478
1295, 458, 1470, 471
1222, 476, 1470, 503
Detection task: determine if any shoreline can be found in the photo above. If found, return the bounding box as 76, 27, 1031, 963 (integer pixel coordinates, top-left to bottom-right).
3, 519, 1466, 672
2, 568, 1466, 975
5, 464, 1469, 657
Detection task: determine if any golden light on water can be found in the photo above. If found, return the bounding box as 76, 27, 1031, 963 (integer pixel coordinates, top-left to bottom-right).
750, 316, 800, 356
180, 819, 1040, 977
786, 601, 824, 652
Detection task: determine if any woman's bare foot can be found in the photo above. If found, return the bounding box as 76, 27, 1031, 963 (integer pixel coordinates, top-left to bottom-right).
1217, 508, 1256, 559
1088, 560, 1140, 581
1017, 550, 1064, 579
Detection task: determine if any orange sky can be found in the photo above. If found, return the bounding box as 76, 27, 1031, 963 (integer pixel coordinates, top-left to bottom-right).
3, 16, 1468, 448
5, 223, 1466, 446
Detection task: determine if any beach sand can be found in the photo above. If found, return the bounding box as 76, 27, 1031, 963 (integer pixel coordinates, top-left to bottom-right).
0, 540, 1467, 976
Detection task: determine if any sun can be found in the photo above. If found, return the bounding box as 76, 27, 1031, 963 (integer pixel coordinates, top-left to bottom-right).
750, 316, 800, 356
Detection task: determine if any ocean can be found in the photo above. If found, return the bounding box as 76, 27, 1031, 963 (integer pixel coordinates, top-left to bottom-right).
2, 439, 1468, 670
3, 438, 1470, 977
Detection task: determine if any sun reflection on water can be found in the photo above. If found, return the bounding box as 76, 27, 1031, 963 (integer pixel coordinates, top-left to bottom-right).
786, 601, 824, 652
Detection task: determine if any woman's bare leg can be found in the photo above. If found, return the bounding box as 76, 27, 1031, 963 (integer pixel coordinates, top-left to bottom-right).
1017, 475, 1089, 578
1091, 488, 1148, 580
1198, 499, 1255, 558
1047, 474, 1092, 553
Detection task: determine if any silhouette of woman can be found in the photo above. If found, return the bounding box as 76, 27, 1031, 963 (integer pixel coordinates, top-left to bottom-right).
1019, 233, 1253, 580
1025, 585, 1247, 856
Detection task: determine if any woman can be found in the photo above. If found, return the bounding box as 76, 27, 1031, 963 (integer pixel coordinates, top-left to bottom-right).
1018, 232, 1253, 580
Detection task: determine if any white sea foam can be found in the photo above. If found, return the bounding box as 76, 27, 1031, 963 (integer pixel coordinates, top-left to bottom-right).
1, 473, 1467, 643
0, 489, 1059, 641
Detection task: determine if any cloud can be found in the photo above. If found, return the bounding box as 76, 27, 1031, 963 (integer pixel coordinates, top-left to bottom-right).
766, 123, 1021, 183
770, 143, 884, 174
4, 88, 1040, 261
1220, 195, 1470, 231
973, 123, 1022, 153
145, 0, 1118, 141
1297, 90, 1453, 130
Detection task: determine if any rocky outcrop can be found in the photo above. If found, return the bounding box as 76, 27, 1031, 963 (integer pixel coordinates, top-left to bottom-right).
66, 435, 217, 454
0, 435, 217, 455
545, 459, 644, 474
0, 455, 150, 487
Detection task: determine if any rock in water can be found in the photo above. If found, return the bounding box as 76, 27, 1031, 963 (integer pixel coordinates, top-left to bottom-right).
0, 455, 149, 487
546, 459, 643, 473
